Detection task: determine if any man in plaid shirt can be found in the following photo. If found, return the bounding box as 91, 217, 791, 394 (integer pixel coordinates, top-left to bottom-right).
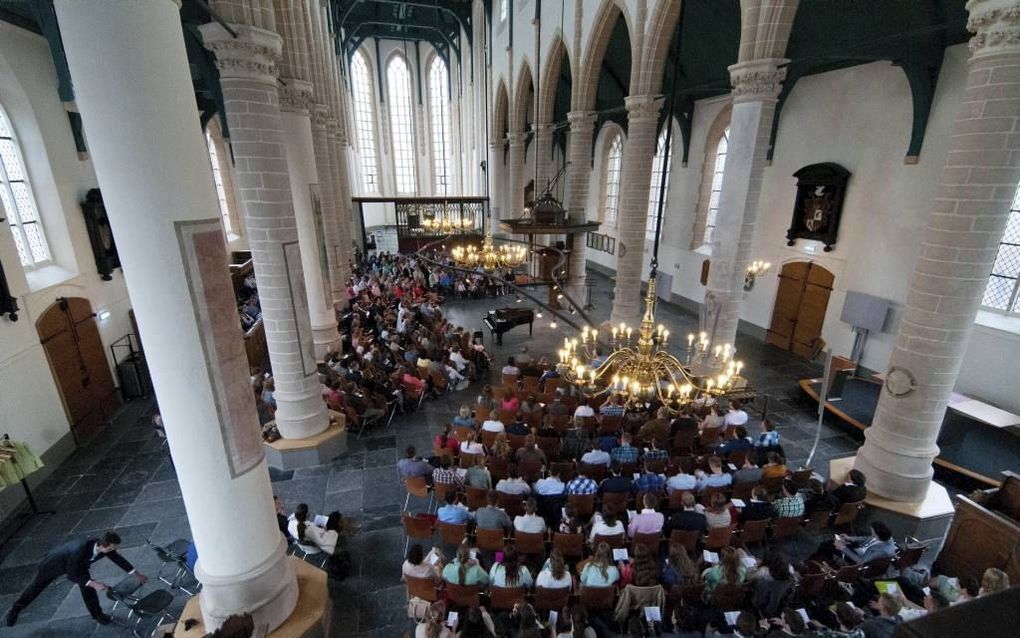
771, 479, 805, 518
641, 442, 669, 464
431, 456, 462, 488
565, 471, 599, 495
610, 433, 639, 465
632, 463, 666, 495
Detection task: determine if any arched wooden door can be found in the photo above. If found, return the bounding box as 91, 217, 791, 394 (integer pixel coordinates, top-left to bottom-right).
766, 261, 834, 359
36, 297, 119, 441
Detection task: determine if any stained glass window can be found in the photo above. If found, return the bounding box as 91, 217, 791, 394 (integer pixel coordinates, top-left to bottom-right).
0, 105, 50, 268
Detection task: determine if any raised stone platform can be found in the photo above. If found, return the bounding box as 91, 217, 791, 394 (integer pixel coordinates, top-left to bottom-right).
265, 412, 347, 470
174, 557, 326, 638
829, 456, 955, 549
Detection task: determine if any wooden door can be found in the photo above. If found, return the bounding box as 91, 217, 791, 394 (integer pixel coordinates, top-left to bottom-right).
37, 297, 119, 440
766, 261, 834, 359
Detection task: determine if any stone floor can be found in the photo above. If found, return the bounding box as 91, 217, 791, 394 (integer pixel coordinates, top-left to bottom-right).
0, 271, 874, 637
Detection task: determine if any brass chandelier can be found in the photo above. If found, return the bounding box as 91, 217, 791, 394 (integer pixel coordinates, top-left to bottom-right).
451, 232, 528, 272
422, 215, 472, 234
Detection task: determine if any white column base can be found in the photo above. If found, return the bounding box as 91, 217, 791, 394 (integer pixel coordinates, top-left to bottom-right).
197, 536, 297, 632
853, 439, 938, 503
274, 387, 330, 439
312, 322, 340, 359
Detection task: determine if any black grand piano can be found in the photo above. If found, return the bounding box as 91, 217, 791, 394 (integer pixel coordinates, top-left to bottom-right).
484, 307, 535, 345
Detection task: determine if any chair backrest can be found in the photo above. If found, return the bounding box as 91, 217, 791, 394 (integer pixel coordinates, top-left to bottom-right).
475, 528, 506, 552
727, 449, 748, 468
432, 482, 456, 503
502, 374, 519, 388
522, 376, 541, 392
498, 409, 517, 425
669, 529, 700, 553
680, 584, 705, 605
536, 436, 561, 459
579, 463, 606, 482
731, 481, 755, 501
550, 414, 570, 432
465, 486, 488, 510
545, 377, 562, 392
740, 519, 769, 545
860, 556, 892, 580
534, 586, 571, 611
550, 461, 575, 482
601, 491, 629, 513
487, 456, 509, 481
519, 460, 544, 483
474, 404, 491, 425
492, 385, 507, 400
497, 492, 525, 517
632, 532, 662, 552
405, 476, 429, 499
598, 415, 622, 435
567, 493, 595, 517
580, 586, 617, 611
709, 583, 746, 610
437, 521, 468, 546
835, 564, 862, 583
445, 583, 480, 609
761, 475, 785, 495
792, 468, 813, 489
489, 585, 526, 610
699, 428, 721, 448
553, 532, 584, 559
673, 430, 697, 454
804, 508, 831, 531
480, 430, 499, 449
893, 543, 928, 571
405, 575, 439, 602
834, 500, 865, 527
704, 525, 735, 550
593, 533, 626, 549
507, 433, 528, 450
453, 425, 474, 441
514, 531, 547, 556
772, 516, 803, 540
402, 514, 435, 540
799, 571, 829, 597
458, 453, 483, 468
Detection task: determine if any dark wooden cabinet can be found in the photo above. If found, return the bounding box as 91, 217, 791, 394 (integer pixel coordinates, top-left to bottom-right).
81, 188, 120, 280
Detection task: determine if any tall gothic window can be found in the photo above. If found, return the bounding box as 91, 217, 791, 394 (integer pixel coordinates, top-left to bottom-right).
350, 49, 379, 193
500, 0, 508, 22
428, 56, 452, 195
982, 184, 1020, 314
603, 131, 622, 225
205, 129, 236, 238
704, 126, 730, 246
0, 105, 50, 269
387, 54, 417, 194
646, 124, 674, 239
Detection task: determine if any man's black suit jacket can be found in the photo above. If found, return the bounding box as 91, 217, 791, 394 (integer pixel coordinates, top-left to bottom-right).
38, 538, 134, 586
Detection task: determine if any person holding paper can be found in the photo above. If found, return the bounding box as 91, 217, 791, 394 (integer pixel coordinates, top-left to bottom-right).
402, 544, 444, 582
556, 606, 597, 638
579, 543, 620, 587
704, 492, 734, 529
764, 608, 809, 637
750, 553, 796, 618
702, 547, 747, 593
858, 593, 902, 638
661, 543, 700, 588
704, 610, 758, 638
289, 503, 329, 550
835, 521, 897, 565
631, 463, 666, 495
807, 601, 866, 637
414, 600, 454, 638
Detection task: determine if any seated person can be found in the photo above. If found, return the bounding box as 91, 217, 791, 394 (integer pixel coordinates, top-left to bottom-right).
318, 511, 355, 554
398, 446, 434, 482
802, 478, 839, 515
402, 544, 443, 582
700, 405, 726, 433
515, 435, 547, 466
535, 549, 573, 590
579, 543, 620, 587
588, 507, 626, 545
487, 544, 533, 588
432, 456, 463, 488
434, 425, 460, 455
599, 395, 625, 418
459, 432, 486, 457
507, 414, 530, 436
437, 491, 472, 525
739, 486, 774, 523
631, 463, 666, 495
441, 543, 489, 586
761, 451, 789, 480
704, 492, 733, 529
830, 468, 868, 504
288, 503, 327, 549
666, 492, 707, 534
641, 441, 669, 464
724, 400, 749, 428
451, 405, 475, 429
670, 407, 700, 437
573, 399, 595, 419
599, 464, 633, 494
702, 546, 747, 593
501, 357, 521, 378
732, 457, 764, 485
754, 419, 780, 448
627, 493, 665, 536
695, 456, 733, 490
666, 466, 697, 494
463, 461, 492, 490
716, 426, 754, 456
638, 407, 671, 449
610, 433, 640, 466
772, 479, 805, 519
475, 490, 513, 532
565, 470, 599, 496
514, 498, 547, 534
580, 441, 611, 468
533, 469, 566, 496
495, 465, 531, 496
480, 416, 506, 434
859, 593, 902, 638
815, 521, 897, 566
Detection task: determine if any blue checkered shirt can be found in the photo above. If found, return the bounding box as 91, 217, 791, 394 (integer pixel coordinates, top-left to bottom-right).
632, 472, 665, 494
565, 476, 599, 495
610, 445, 639, 465
642, 449, 669, 463
755, 430, 780, 448
600, 405, 625, 417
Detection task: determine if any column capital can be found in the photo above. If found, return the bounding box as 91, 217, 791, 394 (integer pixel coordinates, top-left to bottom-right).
624, 95, 665, 123
728, 58, 788, 102
311, 104, 329, 129
507, 131, 527, 146
279, 79, 315, 115
966, 0, 1020, 58
566, 110, 598, 127
534, 123, 555, 136
199, 23, 282, 84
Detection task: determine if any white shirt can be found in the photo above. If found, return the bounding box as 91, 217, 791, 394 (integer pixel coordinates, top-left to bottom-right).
724, 409, 749, 427
536, 569, 572, 590
667, 473, 698, 493
449, 351, 469, 371
534, 476, 566, 495
502, 365, 520, 376
461, 441, 486, 455
581, 449, 611, 467
514, 514, 547, 534
288, 519, 327, 551
588, 518, 625, 542
574, 405, 595, 418
496, 478, 531, 495
481, 419, 506, 433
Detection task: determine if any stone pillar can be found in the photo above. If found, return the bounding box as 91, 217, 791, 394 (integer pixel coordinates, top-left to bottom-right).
488, 141, 502, 222
279, 82, 340, 357
565, 110, 598, 297
854, 0, 1020, 502
53, 0, 296, 631
534, 123, 555, 194
506, 132, 526, 226
703, 59, 785, 347
329, 121, 358, 261
310, 108, 345, 305
201, 23, 329, 439
611, 96, 663, 327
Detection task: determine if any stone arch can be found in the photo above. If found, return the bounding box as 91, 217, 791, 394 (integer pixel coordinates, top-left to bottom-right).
638, 0, 685, 97
538, 35, 570, 126
493, 78, 509, 142
575, 0, 634, 112
690, 102, 732, 250
511, 58, 534, 133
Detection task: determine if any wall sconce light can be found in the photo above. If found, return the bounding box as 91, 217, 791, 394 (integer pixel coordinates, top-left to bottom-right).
97, 310, 112, 321
744, 260, 772, 291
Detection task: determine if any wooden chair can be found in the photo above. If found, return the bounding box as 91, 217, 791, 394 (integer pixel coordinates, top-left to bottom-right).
598, 415, 623, 436
699, 428, 722, 450
771, 516, 803, 541
669, 529, 700, 553
601, 491, 629, 513
704, 525, 735, 551
487, 457, 510, 481
458, 452, 484, 468
445, 583, 480, 609
579, 586, 617, 612
792, 468, 814, 489
760, 475, 785, 495
549, 414, 570, 433
431, 482, 456, 504
833, 500, 866, 531
491, 386, 507, 400
860, 556, 892, 580
497, 492, 526, 517
453, 425, 475, 442
519, 460, 544, 483
731, 481, 756, 501
515, 531, 548, 557
404, 575, 440, 602
501, 374, 519, 389
834, 564, 862, 584
739, 519, 770, 547
465, 486, 489, 511
632, 532, 662, 552
673, 431, 697, 455
402, 514, 435, 554
553, 532, 585, 559
536, 436, 561, 460
534, 586, 571, 612
550, 461, 575, 482
893, 541, 928, 572
545, 377, 562, 393
480, 430, 499, 449
489, 586, 526, 610
709, 583, 746, 610
403, 476, 431, 513
567, 493, 595, 517
437, 521, 468, 547
798, 571, 829, 598
507, 433, 528, 450
727, 449, 749, 468
474, 404, 491, 425
476, 528, 507, 553
679, 583, 706, 606
579, 463, 607, 483
522, 376, 541, 393
804, 508, 832, 532
593, 533, 626, 549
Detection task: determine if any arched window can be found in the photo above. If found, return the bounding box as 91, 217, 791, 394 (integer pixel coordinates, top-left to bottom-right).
205, 128, 238, 239
0, 105, 50, 269
351, 50, 379, 193
704, 126, 729, 246
500, 0, 508, 22
428, 56, 452, 195
646, 124, 674, 239
982, 184, 1020, 314
603, 131, 623, 225
387, 54, 417, 194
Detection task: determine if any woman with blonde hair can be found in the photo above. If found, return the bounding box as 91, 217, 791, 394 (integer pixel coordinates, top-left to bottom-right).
452, 405, 474, 429
579, 542, 620, 587
980, 567, 1010, 595
535, 548, 573, 590
415, 600, 453, 638
441, 543, 489, 587
702, 546, 747, 593
704, 491, 733, 529
489, 433, 512, 461
460, 431, 486, 457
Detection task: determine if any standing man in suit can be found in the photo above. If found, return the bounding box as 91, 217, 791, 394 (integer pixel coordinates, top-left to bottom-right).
6, 531, 147, 626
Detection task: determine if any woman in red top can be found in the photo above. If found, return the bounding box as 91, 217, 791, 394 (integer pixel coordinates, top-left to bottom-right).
500, 388, 520, 412
434, 424, 460, 454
